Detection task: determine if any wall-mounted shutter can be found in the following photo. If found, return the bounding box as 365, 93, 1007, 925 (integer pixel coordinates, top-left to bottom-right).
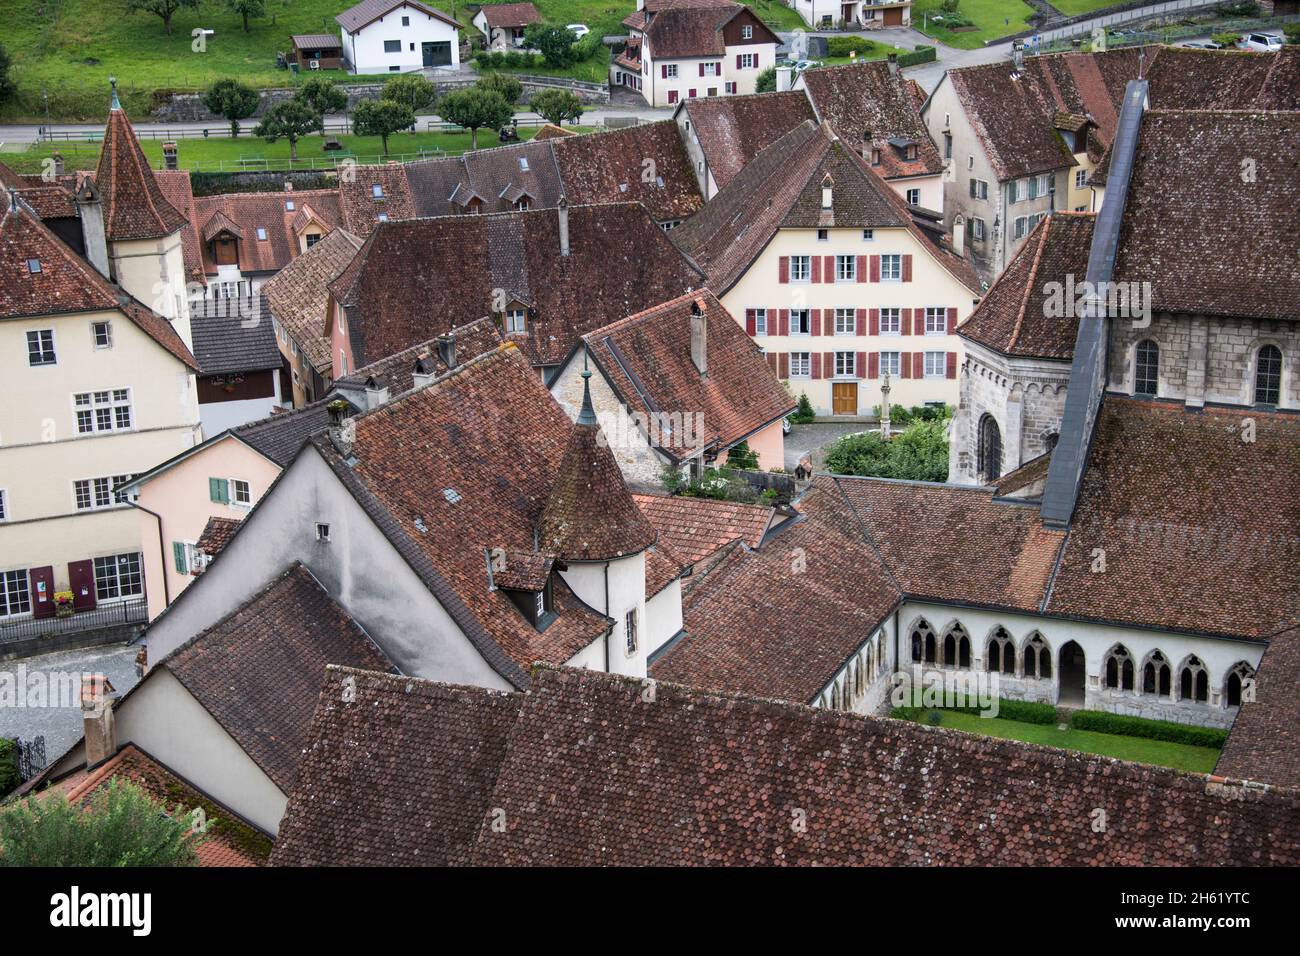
173, 541, 187, 574
823, 256, 834, 282
823, 351, 833, 377
856, 308, 866, 336
736, 54, 742, 69
901, 308, 912, 336
868, 352, 879, 379
856, 255, 867, 283
869, 255, 880, 282
902, 254, 913, 282
209, 477, 229, 504
745, 309, 757, 335
811, 256, 821, 283
869, 308, 879, 336
947, 307, 958, 333
811, 353, 821, 379
778, 256, 789, 283
856, 351, 867, 379
778, 352, 789, 379
699, 63, 705, 76
900, 352, 911, 378
811, 308, 822, 335
947, 352, 957, 379
913, 352, 925, 378
765, 352, 778, 375
778, 309, 789, 336
662, 64, 669, 79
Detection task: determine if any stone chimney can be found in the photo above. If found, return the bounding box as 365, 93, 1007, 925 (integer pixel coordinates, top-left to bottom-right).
952, 214, 966, 258
887, 52, 898, 76
1013, 43, 1025, 73
82, 674, 117, 768
436, 333, 457, 370
73, 178, 111, 279
557, 196, 570, 257
690, 298, 707, 379
412, 355, 436, 389
162, 142, 178, 171
52, 152, 65, 176
775, 65, 793, 93
327, 399, 355, 455
363, 375, 389, 410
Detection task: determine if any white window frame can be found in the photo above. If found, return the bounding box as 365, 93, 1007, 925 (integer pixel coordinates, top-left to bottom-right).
789, 352, 811, 378
625, 608, 639, 655
664, 63, 679, 79
505, 309, 526, 334
739, 52, 756, 68
924, 307, 947, 335
834, 351, 856, 378
703, 61, 720, 77
1013, 216, 1029, 240
0, 489, 7, 522
1074, 169, 1087, 189
742, 24, 753, 39
923, 351, 946, 378
790, 309, 811, 336
905, 188, 920, 206
834, 255, 856, 283
231, 478, 252, 507
880, 255, 902, 282
753, 308, 768, 336
972, 218, 986, 241
93, 552, 143, 603
74, 475, 132, 512
789, 255, 811, 282
0, 568, 31, 618
27, 329, 57, 366
73, 388, 132, 435
879, 308, 901, 335
834, 308, 855, 336
92, 321, 113, 350
862, 229, 874, 241
880, 351, 901, 378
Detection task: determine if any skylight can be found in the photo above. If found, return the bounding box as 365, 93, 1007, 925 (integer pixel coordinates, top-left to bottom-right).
443, 488, 461, 504
519, 157, 530, 172
285, 200, 295, 211
26, 258, 41, 274
256, 227, 268, 241
372, 184, 384, 198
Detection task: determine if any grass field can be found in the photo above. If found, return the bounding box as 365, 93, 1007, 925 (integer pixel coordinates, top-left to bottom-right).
911, 0, 1036, 50
1048, 0, 1120, 15
909, 710, 1222, 774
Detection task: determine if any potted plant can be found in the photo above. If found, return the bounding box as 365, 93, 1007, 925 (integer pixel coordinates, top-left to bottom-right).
53, 591, 75, 618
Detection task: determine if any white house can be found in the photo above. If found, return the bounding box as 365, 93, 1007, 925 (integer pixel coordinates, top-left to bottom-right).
791, 0, 912, 29
336, 0, 461, 74
471, 2, 541, 52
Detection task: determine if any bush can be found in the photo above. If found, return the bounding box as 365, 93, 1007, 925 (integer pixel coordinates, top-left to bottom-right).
891, 697, 1058, 724
0, 739, 17, 799
1215, 1, 1258, 15
790, 392, 815, 424
1069, 710, 1228, 749
1213, 31, 1241, 47
897, 45, 937, 68
823, 418, 948, 482
827, 36, 875, 57
1284, 23, 1300, 43
755, 66, 777, 93
477, 72, 523, 105
725, 440, 759, 470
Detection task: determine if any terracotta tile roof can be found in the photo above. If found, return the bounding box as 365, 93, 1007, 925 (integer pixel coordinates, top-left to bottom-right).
48, 744, 265, 866
680, 91, 816, 190
478, 1, 540, 27
468, 665, 1300, 866
331, 345, 615, 678
330, 203, 704, 368
551, 121, 704, 222
633, 492, 772, 568
270, 666, 521, 866
1111, 110, 1300, 322
96, 106, 189, 241
1044, 398, 1300, 639
582, 289, 794, 460
336, 0, 458, 33
0, 163, 78, 219
1144, 46, 1288, 110
190, 295, 281, 375
800, 62, 944, 179
190, 189, 340, 277
644, 540, 687, 596
644, 5, 735, 58
196, 516, 241, 558
959, 212, 1094, 359
531, 122, 576, 141
491, 550, 556, 591
0, 199, 198, 368
338, 163, 417, 237
994, 450, 1053, 498
1216, 625, 1300, 789
333, 315, 503, 394
154, 170, 205, 285
262, 228, 363, 374
1253, 45, 1300, 109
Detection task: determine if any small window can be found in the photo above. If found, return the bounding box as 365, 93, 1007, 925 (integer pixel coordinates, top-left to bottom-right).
389, 66, 400, 72
306, 233, 322, 248
231, 479, 251, 506
402, 15, 410, 26
1134, 340, 1159, 396
534, 590, 545, 619
377, 212, 389, 222
1074, 169, 1087, 190
905, 188, 920, 206
790, 352, 811, 378
93, 321, 113, 349
27, 329, 56, 366
384, 40, 401, 53
0, 489, 7, 521
742, 24, 753, 38
256, 227, 268, 241
789, 255, 811, 282
285, 200, 295, 211
753, 308, 768, 336
834, 255, 856, 282
971, 218, 986, 242
862, 229, 873, 242
26, 258, 41, 274
1254, 345, 1282, 406
315, 522, 331, 541
817, 228, 829, 242
880, 254, 902, 281
518, 156, 530, 172
505, 309, 526, 334
625, 608, 638, 655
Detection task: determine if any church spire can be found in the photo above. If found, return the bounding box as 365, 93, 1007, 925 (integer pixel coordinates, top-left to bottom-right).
576, 352, 597, 426
109, 76, 121, 111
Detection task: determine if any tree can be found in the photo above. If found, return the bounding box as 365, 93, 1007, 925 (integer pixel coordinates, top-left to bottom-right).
225, 0, 266, 32
382, 73, 437, 114
0, 778, 204, 866
0, 43, 14, 103
755, 66, 777, 94
203, 78, 260, 138
530, 89, 583, 127
254, 100, 323, 161
725, 440, 760, 471
296, 76, 348, 119
438, 88, 512, 150
477, 72, 522, 107
124, 0, 200, 36
822, 419, 949, 482
352, 99, 416, 156
524, 24, 578, 67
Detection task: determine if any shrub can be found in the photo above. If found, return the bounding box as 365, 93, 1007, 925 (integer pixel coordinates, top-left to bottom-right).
477, 72, 523, 105
1284, 23, 1300, 43
897, 45, 937, 68
823, 419, 948, 482
755, 66, 777, 93
1215, 1, 1258, 15
1069, 710, 1228, 749
891, 697, 1057, 724
1213, 31, 1241, 47
0, 739, 17, 799
827, 36, 874, 57
725, 440, 759, 471
790, 392, 815, 424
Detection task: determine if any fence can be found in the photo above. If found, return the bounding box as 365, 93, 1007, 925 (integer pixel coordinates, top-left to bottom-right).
1024, 0, 1283, 44
1036, 12, 1299, 50
40, 115, 553, 144
0, 599, 147, 644
14, 736, 47, 782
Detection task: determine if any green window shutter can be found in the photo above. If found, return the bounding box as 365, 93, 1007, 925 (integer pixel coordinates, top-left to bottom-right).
209, 478, 228, 504
173, 541, 187, 574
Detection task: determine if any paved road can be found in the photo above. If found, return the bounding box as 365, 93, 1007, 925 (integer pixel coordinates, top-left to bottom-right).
784, 421, 876, 472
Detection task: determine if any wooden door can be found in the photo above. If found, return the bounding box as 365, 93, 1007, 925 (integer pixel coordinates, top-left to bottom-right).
884, 8, 903, 25
68, 560, 97, 611
30, 566, 55, 619
832, 382, 857, 415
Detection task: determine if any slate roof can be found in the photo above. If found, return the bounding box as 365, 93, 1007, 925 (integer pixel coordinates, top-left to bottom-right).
270, 666, 522, 866
1215, 625, 1300, 790
262, 228, 363, 375
231, 401, 336, 467
275, 663, 1300, 866
330, 203, 704, 368
581, 289, 794, 460
96, 104, 189, 241
800, 61, 943, 180
160, 564, 393, 793
551, 121, 704, 222
336, 0, 458, 33
679, 91, 816, 190
190, 295, 282, 376
478, 2, 540, 27
196, 516, 241, 558
959, 212, 1094, 360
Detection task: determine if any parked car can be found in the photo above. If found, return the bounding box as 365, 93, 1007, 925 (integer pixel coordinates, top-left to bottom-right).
1238, 32, 1283, 52
1180, 39, 1224, 49
567, 24, 590, 38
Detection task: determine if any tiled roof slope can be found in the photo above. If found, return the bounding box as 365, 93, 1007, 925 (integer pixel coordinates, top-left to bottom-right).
153, 170, 205, 284
331, 203, 704, 368
801, 62, 944, 179
262, 228, 363, 374
551, 121, 704, 222
959, 212, 1094, 359
96, 106, 189, 241
337, 162, 417, 237
0, 200, 197, 368
335, 345, 613, 673
190, 189, 340, 276
0, 163, 79, 219
583, 290, 794, 460
196, 516, 241, 558
190, 295, 282, 375
1111, 110, 1300, 322
680, 91, 816, 190
1215, 626, 1300, 790
161, 563, 394, 792
231, 401, 335, 467
337, 0, 457, 32
632, 493, 771, 568
653, 481, 900, 701
1045, 398, 1300, 639
471, 665, 1300, 866
1144, 46, 1297, 110
333, 315, 503, 395
479, 2, 540, 27
270, 666, 521, 866
644, 5, 734, 58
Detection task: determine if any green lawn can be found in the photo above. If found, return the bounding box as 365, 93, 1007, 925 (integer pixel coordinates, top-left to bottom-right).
1048, 0, 1119, 15
915, 710, 1222, 774
911, 0, 1037, 50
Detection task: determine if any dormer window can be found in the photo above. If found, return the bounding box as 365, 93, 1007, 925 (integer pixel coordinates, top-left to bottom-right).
518, 156, 530, 172
821, 179, 833, 210
505, 308, 526, 333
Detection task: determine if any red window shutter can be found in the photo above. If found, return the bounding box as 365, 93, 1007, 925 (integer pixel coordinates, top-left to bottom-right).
856, 255, 867, 283
699, 62, 705, 77
856, 308, 866, 336
779, 308, 789, 336
900, 352, 911, 378
811, 308, 822, 336
779, 256, 789, 283
745, 309, 757, 336
779, 352, 789, 379
868, 352, 879, 379
869, 255, 880, 282
901, 308, 912, 336
766, 351, 778, 375
856, 351, 866, 380
947, 307, 958, 334
737, 54, 743, 69
869, 308, 879, 336
902, 254, 913, 282
946, 351, 957, 379
913, 352, 924, 378
662, 64, 668, 79
823, 255, 834, 282
823, 351, 833, 377
811, 256, 822, 283
811, 353, 821, 379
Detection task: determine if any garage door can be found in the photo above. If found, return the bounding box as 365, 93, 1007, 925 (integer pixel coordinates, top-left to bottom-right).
423, 41, 452, 67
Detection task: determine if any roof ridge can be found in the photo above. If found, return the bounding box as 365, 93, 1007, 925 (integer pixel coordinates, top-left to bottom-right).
347, 341, 518, 425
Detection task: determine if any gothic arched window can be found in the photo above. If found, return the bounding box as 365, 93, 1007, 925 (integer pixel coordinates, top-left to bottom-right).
1103, 645, 1134, 691
1254, 345, 1282, 406
911, 619, 936, 664
987, 627, 1015, 674
941, 623, 971, 668
1022, 633, 1051, 679
1143, 651, 1171, 696
978, 414, 1002, 482
1134, 340, 1159, 396
1179, 656, 1209, 703
1224, 662, 1255, 707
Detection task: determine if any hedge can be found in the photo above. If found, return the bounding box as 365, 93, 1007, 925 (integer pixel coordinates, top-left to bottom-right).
891, 697, 1058, 725
1069, 710, 1228, 749
897, 46, 937, 68
826, 36, 875, 57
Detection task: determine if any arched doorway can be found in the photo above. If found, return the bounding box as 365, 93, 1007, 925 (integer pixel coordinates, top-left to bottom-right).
1058, 641, 1085, 705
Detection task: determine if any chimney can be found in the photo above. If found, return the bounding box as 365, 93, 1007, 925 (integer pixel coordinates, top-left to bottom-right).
690, 298, 707, 379
52, 152, 65, 176
284, 180, 294, 192
775, 65, 793, 93
327, 399, 354, 455
5, 187, 15, 214
363, 375, 389, 410
436, 333, 457, 370
412, 355, 436, 389
952, 215, 966, 258
82, 674, 118, 767
73, 179, 111, 279
1012, 43, 1025, 73
887, 52, 898, 76
162, 142, 178, 171
557, 196, 570, 257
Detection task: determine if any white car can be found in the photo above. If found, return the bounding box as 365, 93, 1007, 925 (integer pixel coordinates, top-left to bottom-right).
1237, 32, 1283, 52
567, 24, 590, 38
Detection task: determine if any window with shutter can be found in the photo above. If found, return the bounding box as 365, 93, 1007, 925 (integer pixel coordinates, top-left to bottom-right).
173, 541, 188, 574
209, 478, 229, 504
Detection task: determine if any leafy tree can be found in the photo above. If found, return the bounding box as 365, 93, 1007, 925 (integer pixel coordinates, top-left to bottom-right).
382, 73, 437, 113
0, 778, 204, 866
0, 739, 18, 798
352, 98, 416, 156
124, 0, 200, 36
755, 66, 777, 94
477, 72, 523, 106
524, 24, 578, 67
203, 78, 260, 138
296, 76, 348, 117
725, 440, 760, 471
823, 420, 949, 482
225, 0, 266, 32
253, 100, 323, 161
530, 88, 583, 127
790, 391, 815, 423
0, 43, 14, 103
438, 88, 512, 150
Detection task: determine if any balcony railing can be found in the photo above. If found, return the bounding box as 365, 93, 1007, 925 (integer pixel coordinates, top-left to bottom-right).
0, 598, 147, 645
